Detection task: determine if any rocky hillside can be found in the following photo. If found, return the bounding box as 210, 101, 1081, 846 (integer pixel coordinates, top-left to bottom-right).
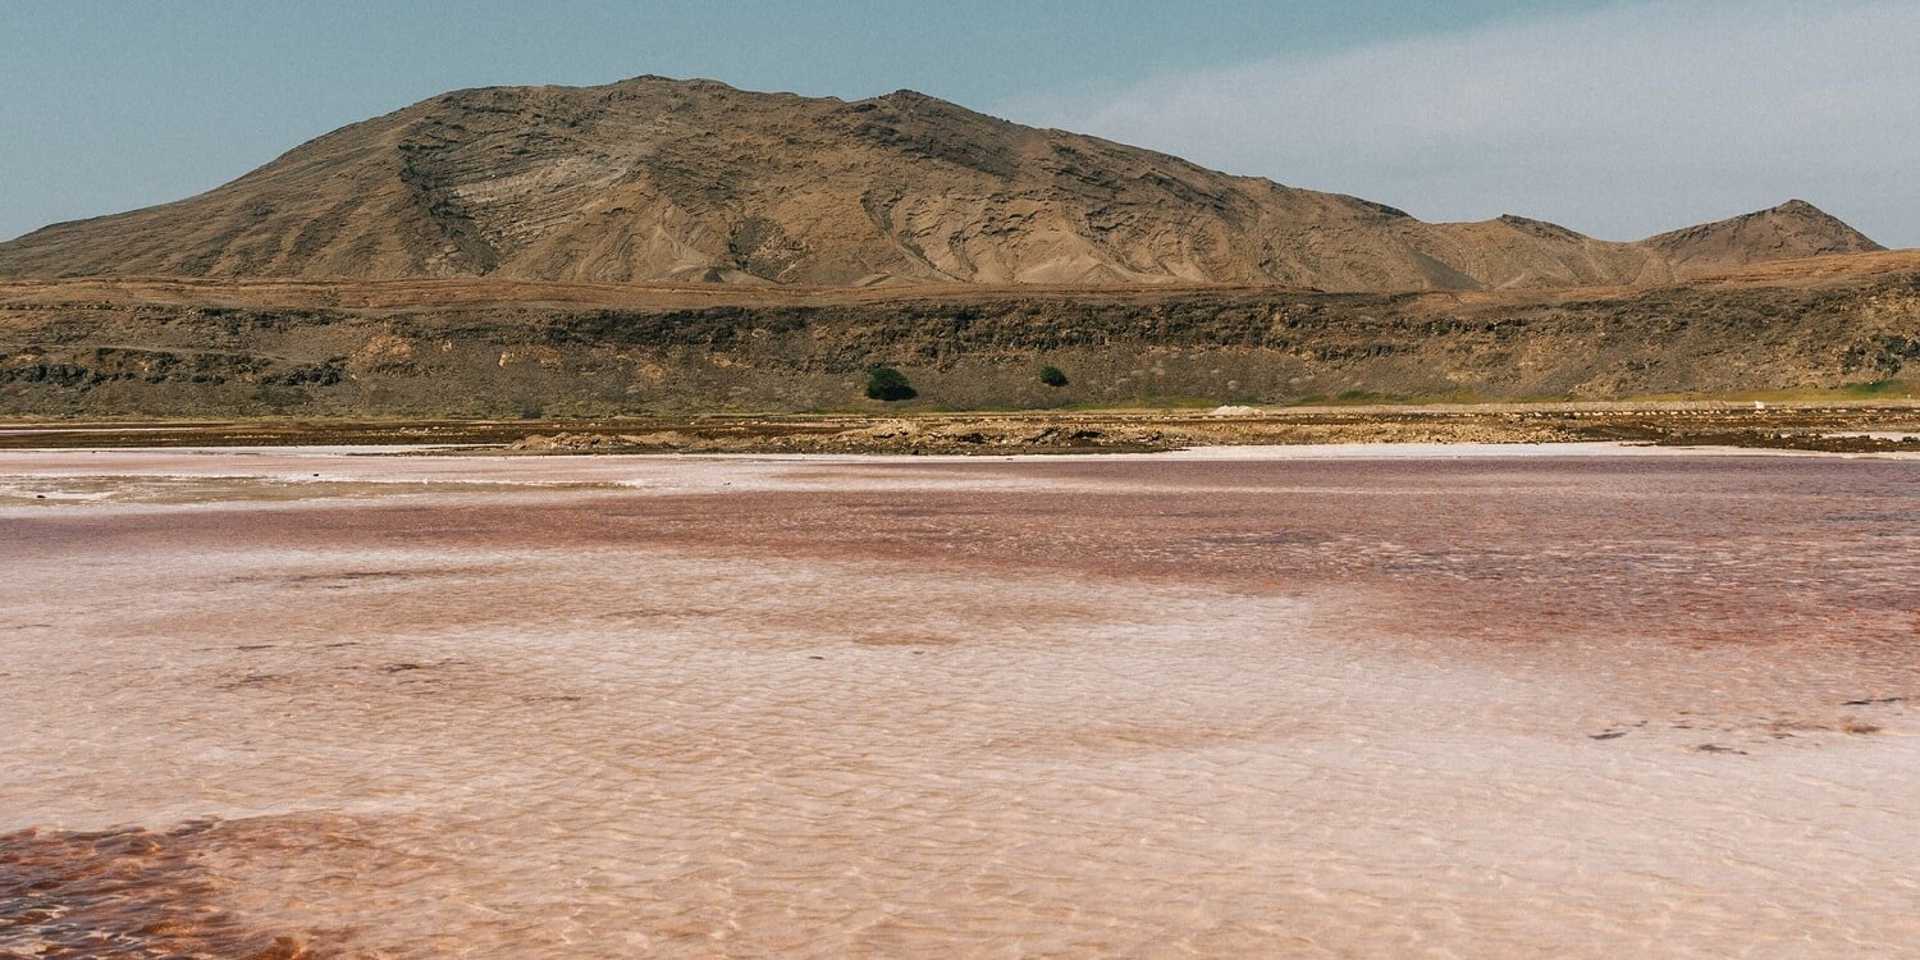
1641, 200, 1884, 276
4, 253, 1917, 417
0, 77, 1883, 292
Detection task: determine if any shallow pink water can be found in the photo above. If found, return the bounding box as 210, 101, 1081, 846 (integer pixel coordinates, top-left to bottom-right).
2, 446, 1917, 958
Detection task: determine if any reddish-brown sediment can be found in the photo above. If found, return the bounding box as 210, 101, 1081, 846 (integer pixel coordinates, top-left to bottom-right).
0, 820, 327, 960
2, 446, 1917, 958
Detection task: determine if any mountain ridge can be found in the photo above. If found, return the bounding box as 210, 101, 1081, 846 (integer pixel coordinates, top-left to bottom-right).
0, 76, 1884, 292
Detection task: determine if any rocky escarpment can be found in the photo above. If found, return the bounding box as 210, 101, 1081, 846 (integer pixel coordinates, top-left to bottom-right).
3, 260, 1917, 417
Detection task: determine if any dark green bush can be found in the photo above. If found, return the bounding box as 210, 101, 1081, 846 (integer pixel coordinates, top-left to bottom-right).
1038, 365, 1069, 388
865, 366, 916, 401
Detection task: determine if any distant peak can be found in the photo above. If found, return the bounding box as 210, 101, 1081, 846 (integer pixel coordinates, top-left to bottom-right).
598, 75, 750, 98
869, 89, 971, 113
1769, 198, 1829, 218
1727, 199, 1845, 223
846, 88, 985, 123
1640, 197, 1883, 259
1496, 214, 1584, 240
614, 74, 720, 87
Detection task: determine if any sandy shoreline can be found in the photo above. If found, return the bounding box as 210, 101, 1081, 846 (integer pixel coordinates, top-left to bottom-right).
5, 401, 1920, 457
3, 445, 1917, 957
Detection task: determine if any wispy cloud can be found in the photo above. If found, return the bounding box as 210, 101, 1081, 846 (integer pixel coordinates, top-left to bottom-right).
996, 0, 1919, 246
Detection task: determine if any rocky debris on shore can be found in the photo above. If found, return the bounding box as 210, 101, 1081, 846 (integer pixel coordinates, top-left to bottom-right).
1655, 430, 1920, 453
14, 402, 1916, 457
508, 431, 694, 452
502, 414, 1582, 455
506, 421, 1163, 454
506, 432, 633, 452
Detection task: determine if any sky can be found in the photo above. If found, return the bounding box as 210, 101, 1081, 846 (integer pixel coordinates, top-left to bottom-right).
2, 0, 1914, 246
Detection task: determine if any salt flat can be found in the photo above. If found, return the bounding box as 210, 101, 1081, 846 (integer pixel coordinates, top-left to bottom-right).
3, 446, 1917, 958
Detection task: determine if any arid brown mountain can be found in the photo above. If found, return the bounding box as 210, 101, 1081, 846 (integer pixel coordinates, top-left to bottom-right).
1640, 200, 1884, 276
0, 76, 1884, 292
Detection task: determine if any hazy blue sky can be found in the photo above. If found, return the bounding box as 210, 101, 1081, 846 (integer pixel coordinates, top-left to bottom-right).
3, 0, 1914, 245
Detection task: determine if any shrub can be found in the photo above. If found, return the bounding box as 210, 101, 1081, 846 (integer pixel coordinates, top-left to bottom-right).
865, 365, 917, 401
1038, 365, 1069, 388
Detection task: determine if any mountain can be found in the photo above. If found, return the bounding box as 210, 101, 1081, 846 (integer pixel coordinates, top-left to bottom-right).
0, 76, 1884, 292
1641, 200, 1884, 277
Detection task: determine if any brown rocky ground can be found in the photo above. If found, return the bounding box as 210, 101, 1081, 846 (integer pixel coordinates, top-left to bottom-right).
3, 250, 1919, 420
